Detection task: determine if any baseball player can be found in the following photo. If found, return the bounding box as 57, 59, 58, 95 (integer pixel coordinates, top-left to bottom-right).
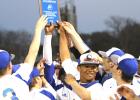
29, 67, 57, 100
107, 53, 140, 99
98, 47, 125, 90
0, 15, 47, 99
52, 22, 105, 100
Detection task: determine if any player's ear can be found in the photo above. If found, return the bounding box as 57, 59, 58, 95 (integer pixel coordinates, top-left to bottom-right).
7, 62, 12, 70
117, 69, 122, 75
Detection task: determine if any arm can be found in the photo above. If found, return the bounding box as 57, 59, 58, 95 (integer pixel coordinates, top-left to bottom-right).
58, 22, 78, 77
44, 63, 55, 85
43, 25, 55, 65
66, 31, 81, 59
62, 22, 103, 63
14, 16, 47, 82
24, 16, 47, 67
58, 22, 70, 62
117, 86, 140, 100
43, 24, 56, 85
62, 22, 90, 54
65, 74, 91, 100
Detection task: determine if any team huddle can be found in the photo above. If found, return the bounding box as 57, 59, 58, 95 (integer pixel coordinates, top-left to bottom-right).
0, 15, 140, 100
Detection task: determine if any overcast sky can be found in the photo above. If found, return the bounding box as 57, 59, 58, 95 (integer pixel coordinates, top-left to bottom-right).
0, 0, 140, 33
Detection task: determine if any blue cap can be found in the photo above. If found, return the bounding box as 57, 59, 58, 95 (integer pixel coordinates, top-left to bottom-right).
31, 67, 40, 78
109, 49, 124, 57
28, 67, 40, 84
98, 47, 125, 58
111, 54, 138, 76
118, 54, 138, 76
0, 50, 12, 69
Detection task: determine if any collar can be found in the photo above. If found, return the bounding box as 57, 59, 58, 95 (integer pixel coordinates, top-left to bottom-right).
79, 80, 99, 88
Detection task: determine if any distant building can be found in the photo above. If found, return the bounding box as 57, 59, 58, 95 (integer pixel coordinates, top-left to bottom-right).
59, 0, 77, 30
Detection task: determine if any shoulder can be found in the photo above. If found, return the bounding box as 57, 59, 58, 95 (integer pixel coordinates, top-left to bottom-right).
101, 72, 112, 84
103, 78, 117, 90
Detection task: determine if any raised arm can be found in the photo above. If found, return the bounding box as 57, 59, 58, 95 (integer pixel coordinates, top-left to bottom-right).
62, 22, 90, 54
43, 24, 55, 65
62, 22, 103, 63
43, 24, 56, 84
24, 15, 48, 67
58, 22, 70, 62
58, 22, 78, 77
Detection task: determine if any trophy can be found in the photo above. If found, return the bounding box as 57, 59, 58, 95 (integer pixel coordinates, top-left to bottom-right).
38, 0, 60, 26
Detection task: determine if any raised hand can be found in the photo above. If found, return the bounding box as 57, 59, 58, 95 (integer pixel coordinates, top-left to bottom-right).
35, 15, 48, 32
61, 21, 77, 35
44, 23, 55, 35
57, 21, 66, 34
117, 86, 138, 100
24, 15, 48, 66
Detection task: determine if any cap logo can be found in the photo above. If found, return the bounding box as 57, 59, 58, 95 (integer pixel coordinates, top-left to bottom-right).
87, 54, 92, 60
83, 54, 99, 63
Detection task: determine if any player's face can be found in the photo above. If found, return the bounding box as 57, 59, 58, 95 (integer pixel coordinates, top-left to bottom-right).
78, 65, 98, 83
111, 64, 119, 75
102, 58, 114, 72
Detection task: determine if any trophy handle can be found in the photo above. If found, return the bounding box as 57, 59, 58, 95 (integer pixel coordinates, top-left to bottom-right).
38, 0, 42, 16
57, 0, 61, 21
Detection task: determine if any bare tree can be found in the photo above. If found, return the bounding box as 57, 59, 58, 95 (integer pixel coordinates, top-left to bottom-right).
105, 16, 140, 56
0, 30, 32, 63
105, 16, 136, 37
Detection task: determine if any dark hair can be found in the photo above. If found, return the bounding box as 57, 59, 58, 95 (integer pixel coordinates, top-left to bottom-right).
121, 72, 133, 83
138, 62, 140, 75
0, 67, 8, 76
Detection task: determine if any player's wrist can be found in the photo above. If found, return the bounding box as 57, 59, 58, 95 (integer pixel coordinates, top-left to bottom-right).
69, 79, 77, 86
35, 28, 42, 33
68, 31, 77, 36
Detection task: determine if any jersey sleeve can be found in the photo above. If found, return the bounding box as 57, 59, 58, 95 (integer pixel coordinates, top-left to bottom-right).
13, 63, 33, 82
62, 59, 79, 78
43, 35, 52, 65
44, 63, 55, 84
